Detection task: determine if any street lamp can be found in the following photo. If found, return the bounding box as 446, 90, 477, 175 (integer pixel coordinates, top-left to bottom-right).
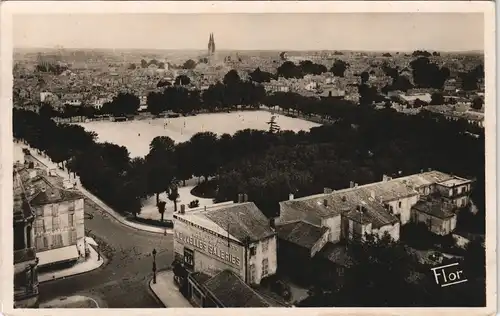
152, 248, 157, 284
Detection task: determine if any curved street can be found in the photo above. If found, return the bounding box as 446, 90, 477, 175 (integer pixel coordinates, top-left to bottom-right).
38, 198, 174, 308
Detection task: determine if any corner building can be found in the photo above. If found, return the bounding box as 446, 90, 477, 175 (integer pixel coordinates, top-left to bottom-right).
173, 201, 277, 285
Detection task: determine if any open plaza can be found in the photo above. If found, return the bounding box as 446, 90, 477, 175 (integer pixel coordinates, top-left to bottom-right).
77, 110, 320, 158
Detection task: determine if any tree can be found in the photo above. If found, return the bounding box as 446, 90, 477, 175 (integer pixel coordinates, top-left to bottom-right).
249, 67, 275, 83
168, 185, 180, 213
429, 92, 445, 105
157, 79, 171, 88
175, 75, 191, 86
39, 103, 56, 118
140, 59, 148, 68
182, 59, 197, 70
267, 115, 281, 134
277, 61, 303, 79
157, 200, 167, 222
360, 71, 370, 84
146, 136, 176, 204
331, 60, 349, 77
410, 57, 450, 89
110, 92, 140, 116
223, 69, 241, 86
189, 132, 220, 181
147, 91, 165, 116
471, 97, 484, 110
128, 63, 137, 70
463, 239, 485, 279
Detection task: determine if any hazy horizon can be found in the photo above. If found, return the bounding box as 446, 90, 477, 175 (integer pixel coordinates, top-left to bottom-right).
14, 13, 484, 52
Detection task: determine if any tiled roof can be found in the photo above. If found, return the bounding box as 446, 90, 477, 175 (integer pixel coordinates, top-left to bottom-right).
412, 200, 455, 219
276, 221, 329, 250
280, 171, 456, 229
15, 165, 83, 206
317, 242, 353, 267
204, 270, 271, 307
190, 272, 212, 286
203, 202, 275, 243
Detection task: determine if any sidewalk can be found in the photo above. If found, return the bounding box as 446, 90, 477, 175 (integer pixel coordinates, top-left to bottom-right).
18, 144, 172, 235
149, 270, 192, 308
38, 237, 104, 283
39, 295, 100, 308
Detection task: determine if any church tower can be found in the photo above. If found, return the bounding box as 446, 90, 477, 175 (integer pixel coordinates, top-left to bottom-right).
208, 33, 216, 56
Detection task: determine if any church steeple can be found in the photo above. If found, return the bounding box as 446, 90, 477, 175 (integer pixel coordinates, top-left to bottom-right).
208, 33, 215, 55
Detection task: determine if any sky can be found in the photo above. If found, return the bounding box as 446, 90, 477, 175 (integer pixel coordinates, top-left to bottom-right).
13, 13, 484, 52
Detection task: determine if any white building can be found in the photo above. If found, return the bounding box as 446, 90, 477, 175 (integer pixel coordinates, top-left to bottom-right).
173, 197, 277, 285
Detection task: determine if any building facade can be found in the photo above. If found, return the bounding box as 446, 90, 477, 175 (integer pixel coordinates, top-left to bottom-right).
173, 199, 277, 285
13, 172, 39, 308
275, 170, 472, 268
16, 158, 86, 268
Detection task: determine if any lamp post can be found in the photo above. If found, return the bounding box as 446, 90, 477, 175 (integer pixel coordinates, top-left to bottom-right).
152, 248, 157, 284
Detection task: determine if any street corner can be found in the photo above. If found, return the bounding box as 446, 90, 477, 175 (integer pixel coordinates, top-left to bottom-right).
38, 238, 105, 283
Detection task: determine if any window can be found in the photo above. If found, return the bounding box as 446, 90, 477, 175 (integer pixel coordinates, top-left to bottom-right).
398, 201, 402, 208
52, 234, 63, 248
26, 226, 32, 248
35, 208, 43, 216
68, 213, 74, 227
52, 207, 59, 217
249, 246, 256, 256
458, 187, 462, 194
35, 220, 44, 234
43, 237, 48, 249
262, 258, 269, 277
52, 217, 60, 230
35, 236, 43, 250
249, 264, 256, 284
262, 239, 269, 252
68, 204, 75, 212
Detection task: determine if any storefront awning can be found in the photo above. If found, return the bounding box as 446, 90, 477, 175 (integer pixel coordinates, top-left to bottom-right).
37, 245, 79, 267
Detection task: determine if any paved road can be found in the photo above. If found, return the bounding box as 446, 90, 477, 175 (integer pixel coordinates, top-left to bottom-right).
39, 198, 174, 308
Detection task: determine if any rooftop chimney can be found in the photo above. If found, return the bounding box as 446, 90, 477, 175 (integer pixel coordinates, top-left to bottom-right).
324, 187, 333, 195
289, 193, 294, 201
237, 193, 244, 203
428, 168, 432, 172
41, 187, 46, 193
180, 204, 186, 214
349, 181, 354, 188
243, 193, 248, 202
354, 183, 358, 188
204, 205, 207, 212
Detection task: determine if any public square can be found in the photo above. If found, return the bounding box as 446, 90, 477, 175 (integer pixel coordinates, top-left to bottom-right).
77, 110, 320, 157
